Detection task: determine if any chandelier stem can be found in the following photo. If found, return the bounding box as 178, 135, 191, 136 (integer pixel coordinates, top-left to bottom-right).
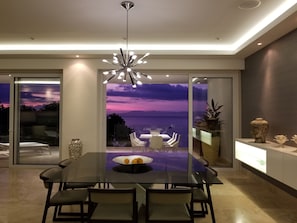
125, 4, 129, 64
121, 1, 134, 65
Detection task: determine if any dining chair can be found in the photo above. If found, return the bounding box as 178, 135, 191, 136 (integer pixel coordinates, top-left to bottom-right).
163, 132, 177, 146
58, 158, 97, 190
39, 166, 88, 223
168, 134, 181, 148
130, 132, 146, 147
149, 135, 164, 150
191, 167, 218, 223
145, 188, 194, 223
87, 188, 138, 223
172, 166, 218, 223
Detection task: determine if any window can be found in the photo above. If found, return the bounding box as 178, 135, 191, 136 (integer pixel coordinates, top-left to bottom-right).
106, 83, 188, 149
0, 83, 9, 143
13, 77, 61, 165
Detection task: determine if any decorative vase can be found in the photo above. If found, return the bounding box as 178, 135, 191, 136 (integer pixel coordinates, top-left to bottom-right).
274, 135, 288, 147
69, 138, 82, 159
250, 118, 269, 143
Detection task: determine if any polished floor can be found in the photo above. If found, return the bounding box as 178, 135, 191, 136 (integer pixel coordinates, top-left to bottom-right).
0, 166, 297, 223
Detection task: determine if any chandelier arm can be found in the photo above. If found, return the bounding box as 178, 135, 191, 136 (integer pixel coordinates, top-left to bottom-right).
120, 48, 127, 66
105, 74, 117, 83
115, 54, 124, 67
128, 73, 135, 86
128, 55, 136, 65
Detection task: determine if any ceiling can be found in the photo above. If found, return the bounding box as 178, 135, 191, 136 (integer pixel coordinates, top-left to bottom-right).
0, 0, 297, 59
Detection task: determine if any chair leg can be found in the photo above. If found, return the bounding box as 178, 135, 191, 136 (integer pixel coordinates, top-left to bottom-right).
80, 203, 84, 223
53, 205, 59, 221
41, 205, 49, 223
206, 185, 216, 223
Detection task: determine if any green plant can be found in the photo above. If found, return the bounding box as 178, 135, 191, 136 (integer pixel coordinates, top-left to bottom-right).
204, 99, 223, 120
203, 99, 223, 131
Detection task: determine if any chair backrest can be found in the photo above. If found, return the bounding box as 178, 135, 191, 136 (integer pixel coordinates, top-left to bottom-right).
58, 158, 73, 168
167, 132, 177, 143
88, 188, 138, 223
149, 135, 163, 149
40, 167, 62, 189
146, 188, 193, 223
146, 188, 192, 205
88, 188, 136, 204
170, 134, 181, 148
130, 132, 140, 147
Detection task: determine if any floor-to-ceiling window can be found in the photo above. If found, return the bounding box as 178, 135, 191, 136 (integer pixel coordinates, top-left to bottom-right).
103, 71, 238, 167
13, 77, 61, 165
105, 74, 189, 150
0, 83, 10, 167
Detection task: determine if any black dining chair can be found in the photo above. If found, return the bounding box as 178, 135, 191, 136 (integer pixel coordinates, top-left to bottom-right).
173, 166, 218, 223
58, 158, 97, 189
145, 188, 194, 223
88, 187, 138, 223
39, 166, 88, 223
192, 166, 218, 223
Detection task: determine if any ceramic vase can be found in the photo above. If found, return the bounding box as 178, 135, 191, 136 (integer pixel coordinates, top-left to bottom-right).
250, 118, 269, 143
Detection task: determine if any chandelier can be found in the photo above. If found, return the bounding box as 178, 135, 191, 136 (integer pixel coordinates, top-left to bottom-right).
102, 1, 151, 88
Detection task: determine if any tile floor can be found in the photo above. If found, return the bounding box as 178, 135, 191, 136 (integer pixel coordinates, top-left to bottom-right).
0, 166, 297, 223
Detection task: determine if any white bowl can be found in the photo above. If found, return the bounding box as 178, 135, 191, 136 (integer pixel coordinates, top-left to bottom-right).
112, 155, 153, 165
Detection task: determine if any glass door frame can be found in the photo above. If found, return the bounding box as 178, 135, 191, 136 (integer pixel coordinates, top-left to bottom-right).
188, 71, 241, 168
9, 73, 62, 166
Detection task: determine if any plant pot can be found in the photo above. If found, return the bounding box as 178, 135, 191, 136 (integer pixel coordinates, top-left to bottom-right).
206, 118, 220, 130
201, 136, 220, 165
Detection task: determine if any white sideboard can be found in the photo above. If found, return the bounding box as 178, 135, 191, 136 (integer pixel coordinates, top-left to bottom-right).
235, 138, 297, 190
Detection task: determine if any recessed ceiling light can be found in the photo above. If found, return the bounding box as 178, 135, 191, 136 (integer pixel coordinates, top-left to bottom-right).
76, 55, 80, 58
166, 74, 170, 78
257, 42, 263, 46
239, 0, 261, 10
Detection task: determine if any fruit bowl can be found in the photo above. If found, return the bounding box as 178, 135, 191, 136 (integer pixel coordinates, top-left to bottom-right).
112, 155, 153, 165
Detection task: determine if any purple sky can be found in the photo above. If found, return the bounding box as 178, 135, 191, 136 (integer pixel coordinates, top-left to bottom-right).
107, 83, 207, 114
0, 83, 60, 108
0, 83, 207, 112
106, 84, 190, 113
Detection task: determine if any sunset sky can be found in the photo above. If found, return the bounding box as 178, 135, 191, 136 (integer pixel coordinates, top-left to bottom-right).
1, 83, 207, 112
0, 83, 60, 108
106, 84, 191, 113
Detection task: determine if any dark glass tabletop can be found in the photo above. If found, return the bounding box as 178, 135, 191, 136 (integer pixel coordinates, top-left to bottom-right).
61, 152, 222, 185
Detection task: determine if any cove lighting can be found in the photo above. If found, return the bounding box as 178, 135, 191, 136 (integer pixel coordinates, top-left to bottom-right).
14, 80, 60, 84
0, 1, 295, 55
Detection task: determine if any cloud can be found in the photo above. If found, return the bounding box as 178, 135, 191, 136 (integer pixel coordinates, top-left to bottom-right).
107, 84, 188, 101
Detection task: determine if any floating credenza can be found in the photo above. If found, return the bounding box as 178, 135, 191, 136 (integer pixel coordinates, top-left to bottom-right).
235, 138, 297, 190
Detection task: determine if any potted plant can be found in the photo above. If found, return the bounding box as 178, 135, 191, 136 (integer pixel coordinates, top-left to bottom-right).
204, 98, 223, 131
201, 99, 223, 165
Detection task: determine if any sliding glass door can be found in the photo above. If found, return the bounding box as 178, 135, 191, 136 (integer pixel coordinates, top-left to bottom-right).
191, 76, 233, 167
13, 77, 61, 165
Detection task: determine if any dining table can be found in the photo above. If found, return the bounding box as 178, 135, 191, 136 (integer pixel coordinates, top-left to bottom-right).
60, 151, 222, 219
61, 152, 222, 186
139, 133, 171, 140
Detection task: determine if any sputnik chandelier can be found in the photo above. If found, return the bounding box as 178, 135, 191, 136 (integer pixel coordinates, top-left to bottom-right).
102, 1, 151, 88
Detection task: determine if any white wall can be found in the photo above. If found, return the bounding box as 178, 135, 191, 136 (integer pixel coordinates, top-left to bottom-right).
0, 57, 244, 161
